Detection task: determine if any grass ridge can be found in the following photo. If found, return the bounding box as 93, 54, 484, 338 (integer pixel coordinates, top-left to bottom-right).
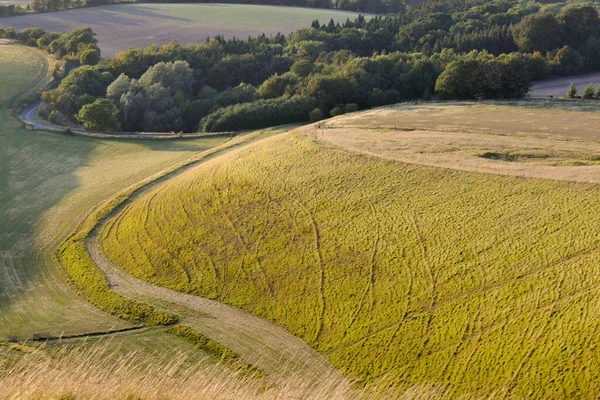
55, 129, 284, 327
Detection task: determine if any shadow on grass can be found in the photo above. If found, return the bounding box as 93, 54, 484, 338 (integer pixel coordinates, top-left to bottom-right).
0, 112, 98, 333
0, 113, 222, 337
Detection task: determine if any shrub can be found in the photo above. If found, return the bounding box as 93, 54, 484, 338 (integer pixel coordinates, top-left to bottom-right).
48, 110, 60, 124
583, 83, 595, 99
552, 46, 584, 76
345, 103, 359, 113
330, 106, 344, 117
567, 83, 578, 98
79, 48, 101, 66
309, 107, 324, 122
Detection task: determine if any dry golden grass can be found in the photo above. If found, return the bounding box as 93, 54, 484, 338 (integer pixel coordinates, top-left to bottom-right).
0, 338, 436, 400
102, 116, 600, 398
0, 340, 271, 400
326, 103, 600, 141
320, 103, 600, 184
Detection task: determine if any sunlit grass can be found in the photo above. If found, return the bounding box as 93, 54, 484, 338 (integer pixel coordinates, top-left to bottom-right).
104, 122, 600, 398
0, 42, 51, 106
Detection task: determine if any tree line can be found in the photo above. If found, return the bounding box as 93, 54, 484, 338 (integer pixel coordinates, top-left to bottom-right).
10, 0, 600, 132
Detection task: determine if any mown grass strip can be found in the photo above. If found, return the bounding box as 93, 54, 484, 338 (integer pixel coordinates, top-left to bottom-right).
55, 128, 284, 327
168, 325, 265, 379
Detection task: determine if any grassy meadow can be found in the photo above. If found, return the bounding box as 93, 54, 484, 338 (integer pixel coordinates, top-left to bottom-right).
0, 332, 270, 400
102, 105, 600, 398
0, 97, 233, 339
1, 4, 365, 56
0, 49, 305, 399
0, 42, 52, 106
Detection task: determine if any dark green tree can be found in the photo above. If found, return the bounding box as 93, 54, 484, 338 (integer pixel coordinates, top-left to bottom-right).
511, 13, 563, 53
79, 48, 100, 66
76, 98, 120, 131
567, 83, 578, 98
583, 82, 595, 99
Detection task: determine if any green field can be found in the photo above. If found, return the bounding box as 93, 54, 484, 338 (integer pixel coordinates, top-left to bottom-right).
1, 4, 366, 57
0, 48, 297, 398
0, 42, 51, 107
0, 38, 282, 342
0, 101, 232, 339
102, 106, 600, 398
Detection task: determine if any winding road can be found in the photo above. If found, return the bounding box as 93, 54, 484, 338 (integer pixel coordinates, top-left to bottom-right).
19, 101, 55, 130
19, 101, 226, 140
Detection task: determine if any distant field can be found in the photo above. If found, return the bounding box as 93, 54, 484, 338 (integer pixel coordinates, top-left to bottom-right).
0, 0, 29, 5
0, 4, 364, 57
0, 42, 51, 107
322, 103, 600, 184
103, 103, 600, 398
530, 72, 600, 98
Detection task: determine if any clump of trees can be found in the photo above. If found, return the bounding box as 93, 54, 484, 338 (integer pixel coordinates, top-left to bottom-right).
0, 3, 26, 17
567, 83, 600, 100
37, 0, 600, 132
76, 98, 120, 131
435, 52, 533, 99
0, 27, 100, 64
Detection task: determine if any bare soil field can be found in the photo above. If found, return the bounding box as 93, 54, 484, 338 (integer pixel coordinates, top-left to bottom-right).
0, 4, 363, 57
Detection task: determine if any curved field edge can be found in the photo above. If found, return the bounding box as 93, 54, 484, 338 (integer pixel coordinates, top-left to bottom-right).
7, 47, 51, 107
55, 128, 284, 326
0, 43, 53, 107
101, 123, 600, 398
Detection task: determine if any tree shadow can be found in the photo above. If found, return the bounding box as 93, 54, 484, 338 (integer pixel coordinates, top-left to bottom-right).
0, 113, 234, 338
0, 113, 99, 335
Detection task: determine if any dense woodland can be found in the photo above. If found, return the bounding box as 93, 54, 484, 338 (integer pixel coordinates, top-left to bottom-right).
4, 0, 600, 132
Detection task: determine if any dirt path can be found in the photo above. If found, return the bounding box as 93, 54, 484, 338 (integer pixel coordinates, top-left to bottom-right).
82, 131, 351, 396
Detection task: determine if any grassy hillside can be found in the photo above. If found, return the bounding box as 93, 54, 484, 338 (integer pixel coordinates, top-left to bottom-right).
103, 104, 600, 398
1, 4, 365, 57
0, 102, 234, 339
0, 42, 52, 106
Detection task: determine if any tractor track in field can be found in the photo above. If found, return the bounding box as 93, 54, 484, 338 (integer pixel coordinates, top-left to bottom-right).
79, 130, 350, 395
